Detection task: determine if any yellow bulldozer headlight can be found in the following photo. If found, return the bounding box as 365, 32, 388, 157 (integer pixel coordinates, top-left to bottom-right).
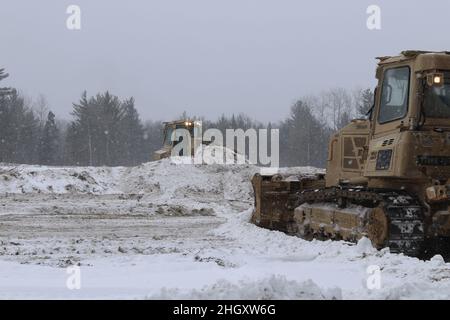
434, 75, 443, 84
427, 72, 444, 87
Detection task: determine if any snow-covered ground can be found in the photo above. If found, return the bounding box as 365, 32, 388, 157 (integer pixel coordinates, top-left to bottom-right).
0, 159, 450, 299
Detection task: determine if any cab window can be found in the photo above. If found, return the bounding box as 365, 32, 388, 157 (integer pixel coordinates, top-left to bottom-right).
424, 72, 450, 119
164, 127, 173, 146
378, 67, 410, 124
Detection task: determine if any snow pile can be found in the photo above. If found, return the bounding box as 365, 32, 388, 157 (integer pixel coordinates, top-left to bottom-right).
193, 145, 249, 165
0, 158, 322, 205
151, 276, 342, 300
0, 160, 258, 200
120, 160, 258, 204
0, 165, 122, 194
0, 159, 319, 224
355, 237, 377, 255
0, 143, 326, 197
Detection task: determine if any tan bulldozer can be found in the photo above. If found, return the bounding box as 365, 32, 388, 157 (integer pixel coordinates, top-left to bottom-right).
252, 51, 450, 258
153, 119, 202, 160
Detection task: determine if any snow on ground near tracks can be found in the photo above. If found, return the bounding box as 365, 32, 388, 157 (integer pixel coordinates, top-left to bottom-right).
0, 159, 450, 299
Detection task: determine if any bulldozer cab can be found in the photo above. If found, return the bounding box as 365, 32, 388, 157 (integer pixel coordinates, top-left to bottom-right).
364, 51, 450, 190
326, 51, 450, 193
162, 121, 194, 147
372, 50, 450, 136
153, 120, 201, 160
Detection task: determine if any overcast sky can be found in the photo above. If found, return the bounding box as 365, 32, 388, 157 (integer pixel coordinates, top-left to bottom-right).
1, 0, 450, 122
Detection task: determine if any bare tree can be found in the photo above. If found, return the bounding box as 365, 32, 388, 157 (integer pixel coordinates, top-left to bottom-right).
33, 94, 50, 128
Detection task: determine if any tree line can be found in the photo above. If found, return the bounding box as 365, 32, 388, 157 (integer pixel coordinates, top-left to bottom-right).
0, 68, 373, 168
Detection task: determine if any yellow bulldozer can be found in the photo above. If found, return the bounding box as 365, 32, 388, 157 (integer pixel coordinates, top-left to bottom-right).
153, 119, 202, 160
251, 50, 450, 258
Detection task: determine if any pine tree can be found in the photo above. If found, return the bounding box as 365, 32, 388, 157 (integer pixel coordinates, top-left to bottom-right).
120, 97, 145, 165
280, 100, 330, 167
0, 89, 40, 164
0, 68, 11, 97
39, 111, 60, 165
97, 91, 124, 166
66, 91, 145, 166
66, 91, 92, 165
143, 120, 164, 161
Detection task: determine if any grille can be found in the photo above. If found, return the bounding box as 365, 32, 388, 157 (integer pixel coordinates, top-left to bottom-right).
417, 156, 450, 166
381, 138, 395, 147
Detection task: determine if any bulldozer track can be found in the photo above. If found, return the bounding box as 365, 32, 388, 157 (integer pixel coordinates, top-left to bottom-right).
288, 187, 425, 257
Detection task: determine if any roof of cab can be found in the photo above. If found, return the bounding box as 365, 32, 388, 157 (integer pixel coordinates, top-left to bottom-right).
163, 119, 194, 125
375, 50, 450, 74
377, 50, 450, 66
